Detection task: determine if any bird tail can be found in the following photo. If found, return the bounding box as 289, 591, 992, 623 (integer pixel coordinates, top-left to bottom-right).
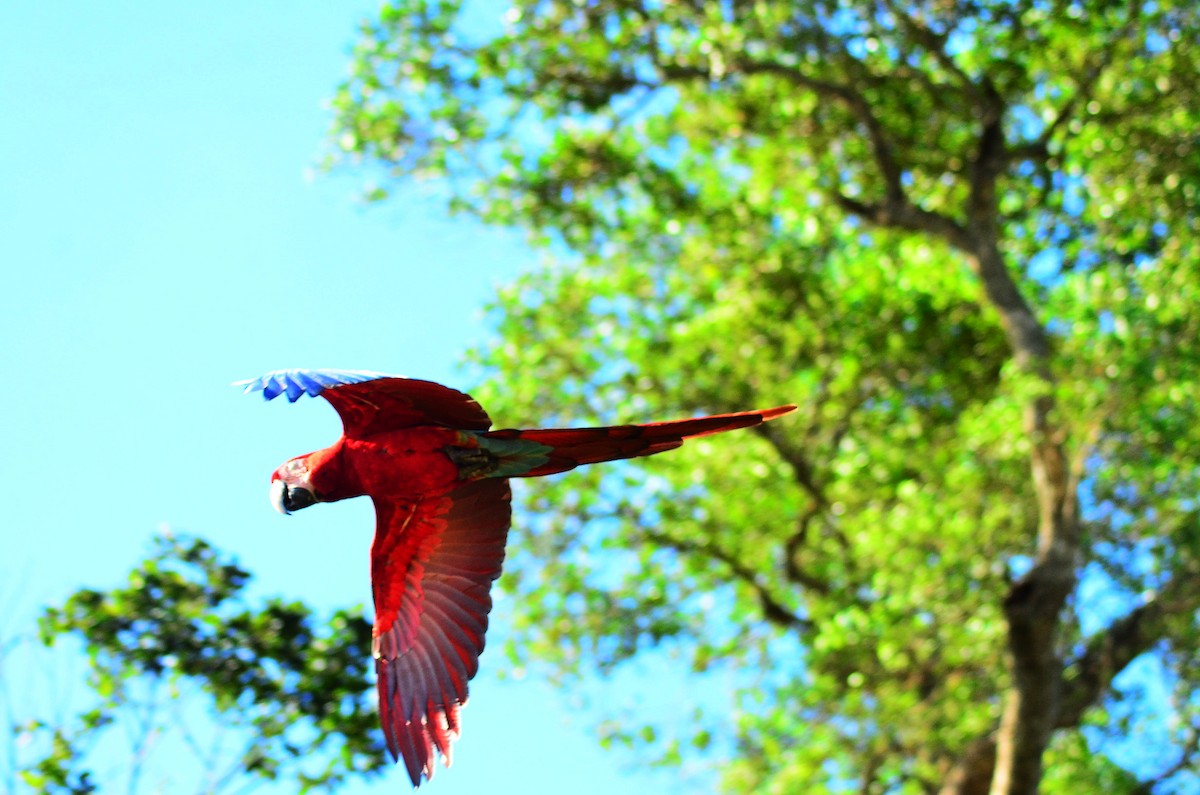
479, 405, 796, 478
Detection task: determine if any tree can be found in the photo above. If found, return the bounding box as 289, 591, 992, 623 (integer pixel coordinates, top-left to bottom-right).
10, 535, 387, 794
328, 1, 1200, 793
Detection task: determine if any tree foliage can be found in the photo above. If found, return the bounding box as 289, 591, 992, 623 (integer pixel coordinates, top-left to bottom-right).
330, 0, 1200, 793
21, 535, 386, 794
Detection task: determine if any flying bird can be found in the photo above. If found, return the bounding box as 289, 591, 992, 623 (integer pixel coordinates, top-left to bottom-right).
237, 369, 795, 786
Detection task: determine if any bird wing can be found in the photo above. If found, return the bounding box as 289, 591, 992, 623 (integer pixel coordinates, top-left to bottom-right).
370, 478, 512, 786
236, 369, 492, 437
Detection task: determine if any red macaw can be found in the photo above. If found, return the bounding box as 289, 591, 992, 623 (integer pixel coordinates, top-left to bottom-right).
238, 369, 795, 786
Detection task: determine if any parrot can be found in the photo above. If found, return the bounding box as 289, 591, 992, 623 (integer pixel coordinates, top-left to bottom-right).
237, 368, 795, 786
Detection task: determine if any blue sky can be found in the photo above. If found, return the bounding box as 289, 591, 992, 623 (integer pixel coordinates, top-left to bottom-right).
0, 4, 702, 793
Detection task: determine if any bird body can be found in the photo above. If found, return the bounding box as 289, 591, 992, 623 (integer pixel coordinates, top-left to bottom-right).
238, 369, 794, 786
314, 428, 470, 502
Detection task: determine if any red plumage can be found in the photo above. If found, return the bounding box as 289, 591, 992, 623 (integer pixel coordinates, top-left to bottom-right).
486, 405, 798, 477
248, 371, 795, 787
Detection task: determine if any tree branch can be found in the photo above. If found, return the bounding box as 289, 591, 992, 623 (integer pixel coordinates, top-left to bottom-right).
656, 50, 909, 207
966, 81, 1008, 230
639, 526, 810, 632
941, 549, 1200, 795
879, 0, 980, 101
939, 736, 998, 795
782, 507, 833, 594
1005, 0, 1142, 168
835, 193, 972, 251
1132, 717, 1200, 795
1057, 552, 1200, 729
758, 422, 828, 507
756, 413, 854, 590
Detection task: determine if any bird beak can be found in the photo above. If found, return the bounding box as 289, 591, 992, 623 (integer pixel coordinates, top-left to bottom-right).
270, 478, 316, 515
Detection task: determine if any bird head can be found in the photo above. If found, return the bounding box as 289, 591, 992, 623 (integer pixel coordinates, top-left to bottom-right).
270, 455, 319, 514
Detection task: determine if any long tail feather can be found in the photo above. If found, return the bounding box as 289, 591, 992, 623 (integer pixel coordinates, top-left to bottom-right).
482, 405, 796, 477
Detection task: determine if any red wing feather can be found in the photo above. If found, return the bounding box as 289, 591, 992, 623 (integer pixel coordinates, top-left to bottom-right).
370, 478, 513, 786
323, 378, 492, 439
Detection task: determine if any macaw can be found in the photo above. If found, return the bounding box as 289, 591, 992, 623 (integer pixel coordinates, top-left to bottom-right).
237, 369, 795, 786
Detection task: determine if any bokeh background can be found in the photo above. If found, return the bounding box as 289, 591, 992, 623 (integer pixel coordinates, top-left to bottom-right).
4, 2, 1198, 794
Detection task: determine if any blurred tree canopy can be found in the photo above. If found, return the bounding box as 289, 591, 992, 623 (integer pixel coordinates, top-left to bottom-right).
328, 0, 1200, 793
12, 536, 385, 794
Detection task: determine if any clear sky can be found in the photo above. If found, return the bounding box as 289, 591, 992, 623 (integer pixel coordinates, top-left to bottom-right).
0, 4, 699, 793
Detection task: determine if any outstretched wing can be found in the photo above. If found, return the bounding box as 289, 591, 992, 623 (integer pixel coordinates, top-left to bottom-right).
236, 369, 492, 437
370, 478, 512, 786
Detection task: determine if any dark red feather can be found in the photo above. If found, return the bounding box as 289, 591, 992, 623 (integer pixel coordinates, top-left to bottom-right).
323, 378, 493, 439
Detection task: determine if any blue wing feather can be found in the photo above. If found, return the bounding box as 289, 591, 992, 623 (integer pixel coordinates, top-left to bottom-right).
234, 369, 393, 402
236, 368, 492, 435
284, 377, 305, 402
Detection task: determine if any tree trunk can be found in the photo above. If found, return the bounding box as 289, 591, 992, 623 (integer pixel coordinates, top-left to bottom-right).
966, 236, 1079, 795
